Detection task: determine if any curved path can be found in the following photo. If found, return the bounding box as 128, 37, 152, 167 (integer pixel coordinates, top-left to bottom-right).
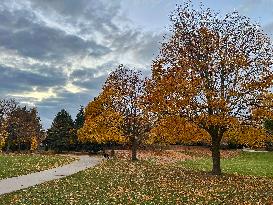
0, 155, 102, 195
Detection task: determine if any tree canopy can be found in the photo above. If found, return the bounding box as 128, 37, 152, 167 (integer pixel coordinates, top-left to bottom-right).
144, 3, 273, 174
78, 65, 149, 160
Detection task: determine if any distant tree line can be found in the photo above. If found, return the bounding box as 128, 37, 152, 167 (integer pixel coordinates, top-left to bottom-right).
0, 100, 102, 153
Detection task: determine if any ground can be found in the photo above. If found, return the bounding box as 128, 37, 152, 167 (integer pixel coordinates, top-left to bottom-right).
180, 151, 273, 177
0, 148, 272, 204
0, 153, 75, 179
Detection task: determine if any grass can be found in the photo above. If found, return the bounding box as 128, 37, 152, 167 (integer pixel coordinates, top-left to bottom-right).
0, 153, 75, 179
179, 151, 273, 178
0, 151, 273, 204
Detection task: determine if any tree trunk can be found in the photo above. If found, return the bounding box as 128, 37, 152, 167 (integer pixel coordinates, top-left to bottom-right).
131, 136, 138, 161
110, 148, 115, 157
211, 139, 221, 175
6, 136, 11, 152
210, 129, 222, 175
6, 141, 10, 152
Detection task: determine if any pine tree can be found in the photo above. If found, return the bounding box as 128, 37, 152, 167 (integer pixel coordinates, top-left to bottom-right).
75, 106, 85, 130
46, 109, 75, 152
73, 106, 85, 150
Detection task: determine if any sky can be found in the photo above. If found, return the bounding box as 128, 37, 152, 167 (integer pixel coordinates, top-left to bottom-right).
1, 0, 273, 128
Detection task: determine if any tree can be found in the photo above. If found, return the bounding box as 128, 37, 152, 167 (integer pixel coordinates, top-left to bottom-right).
144, 3, 273, 174
79, 65, 149, 160
264, 118, 273, 134
75, 106, 85, 130
0, 99, 18, 120
46, 109, 75, 152
75, 105, 102, 152
78, 90, 127, 153
6, 106, 44, 151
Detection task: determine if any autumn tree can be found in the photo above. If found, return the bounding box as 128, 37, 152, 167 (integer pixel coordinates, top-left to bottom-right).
144, 3, 273, 174
46, 109, 75, 152
78, 92, 126, 154
6, 106, 43, 151
79, 66, 149, 160
74, 105, 102, 152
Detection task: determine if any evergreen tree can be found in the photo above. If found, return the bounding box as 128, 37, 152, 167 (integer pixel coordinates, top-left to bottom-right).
46, 109, 75, 152
264, 119, 273, 134
73, 106, 85, 151
75, 106, 85, 130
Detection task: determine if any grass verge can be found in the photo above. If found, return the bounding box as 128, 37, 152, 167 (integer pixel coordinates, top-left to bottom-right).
179, 151, 273, 178
0, 153, 75, 179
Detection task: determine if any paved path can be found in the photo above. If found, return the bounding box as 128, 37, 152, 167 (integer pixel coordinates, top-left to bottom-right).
0, 155, 102, 195
242, 148, 268, 153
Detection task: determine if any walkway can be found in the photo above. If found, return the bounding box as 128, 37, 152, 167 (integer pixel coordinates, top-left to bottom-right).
0, 155, 101, 195
242, 148, 268, 153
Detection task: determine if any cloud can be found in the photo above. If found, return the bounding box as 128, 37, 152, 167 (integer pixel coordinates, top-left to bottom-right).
27, 0, 123, 38
0, 8, 110, 61
0, 65, 67, 93
0, 0, 163, 128
70, 68, 107, 90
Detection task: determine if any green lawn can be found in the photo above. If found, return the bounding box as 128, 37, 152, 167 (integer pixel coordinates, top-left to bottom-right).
0, 154, 75, 179
0, 152, 272, 204
179, 151, 273, 177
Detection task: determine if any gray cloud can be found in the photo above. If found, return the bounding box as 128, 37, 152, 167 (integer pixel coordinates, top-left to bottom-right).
0, 65, 67, 94
0, 0, 162, 128
36, 90, 96, 128
27, 0, 122, 37
0, 8, 110, 60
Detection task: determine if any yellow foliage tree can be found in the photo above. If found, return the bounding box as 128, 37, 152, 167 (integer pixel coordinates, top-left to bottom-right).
79, 66, 149, 160
78, 90, 127, 148
144, 3, 273, 174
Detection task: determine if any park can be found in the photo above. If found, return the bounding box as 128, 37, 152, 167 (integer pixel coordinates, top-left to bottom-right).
0, 1, 273, 204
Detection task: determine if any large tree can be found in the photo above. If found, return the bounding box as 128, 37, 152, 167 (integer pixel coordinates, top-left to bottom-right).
144, 3, 273, 174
